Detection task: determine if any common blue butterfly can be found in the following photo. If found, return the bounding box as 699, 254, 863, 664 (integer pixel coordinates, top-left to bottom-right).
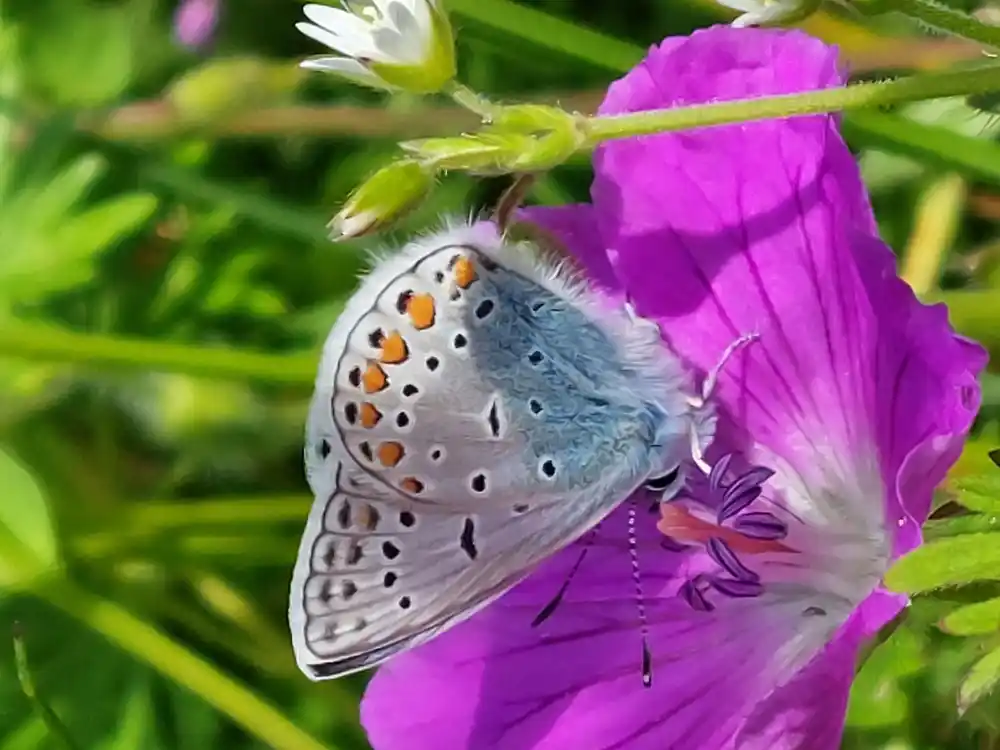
289, 218, 744, 681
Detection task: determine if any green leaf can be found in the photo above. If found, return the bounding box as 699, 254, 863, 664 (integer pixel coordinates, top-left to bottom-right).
446, 0, 642, 72
952, 474, 1000, 514
847, 625, 923, 728
885, 533, 1000, 594
843, 111, 1000, 189
924, 513, 1000, 541
958, 644, 1000, 715
12, 625, 81, 750
4, 193, 158, 304
0, 445, 58, 589
858, 96, 1000, 192
941, 596, 1000, 635
20, 0, 153, 107
97, 678, 159, 750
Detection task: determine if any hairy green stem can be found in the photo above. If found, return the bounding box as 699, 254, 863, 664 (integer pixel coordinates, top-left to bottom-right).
582, 64, 1000, 144
877, 0, 1000, 50
446, 80, 500, 121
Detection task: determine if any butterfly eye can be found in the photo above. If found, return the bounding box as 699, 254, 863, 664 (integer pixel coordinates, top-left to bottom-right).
645, 467, 681, 492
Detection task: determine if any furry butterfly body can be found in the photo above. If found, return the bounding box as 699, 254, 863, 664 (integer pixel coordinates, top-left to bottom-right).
290, 219, 715, 680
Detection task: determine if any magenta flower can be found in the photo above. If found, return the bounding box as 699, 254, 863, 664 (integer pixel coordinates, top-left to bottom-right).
173, 0, 220, 49
361, 27, 986, 750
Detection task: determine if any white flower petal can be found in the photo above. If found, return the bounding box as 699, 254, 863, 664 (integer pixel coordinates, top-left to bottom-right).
371, 25, 421, 64
296, 18, 380, 59
296, 22, 348, 53
369, 0, 397, 19
380, 1, 428, 62
403, 0, 434, 33
302, 5, 373, 41
732, 4, 790, 25
300, 56, 392, 88
300, 56, 372, 76
715, 0, 765, 12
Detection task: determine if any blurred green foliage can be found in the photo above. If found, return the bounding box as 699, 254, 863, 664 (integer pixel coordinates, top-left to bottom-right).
0, 0, 999, 748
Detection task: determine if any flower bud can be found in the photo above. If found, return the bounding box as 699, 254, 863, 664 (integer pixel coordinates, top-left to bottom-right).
331, 160, 434, 239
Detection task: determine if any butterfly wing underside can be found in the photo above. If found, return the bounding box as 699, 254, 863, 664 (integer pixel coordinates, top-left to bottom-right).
289, 459, 602, 680
290, 222, 693, 680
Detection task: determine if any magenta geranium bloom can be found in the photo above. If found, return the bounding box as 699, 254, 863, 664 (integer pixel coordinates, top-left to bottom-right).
173, 0, 220, 48
361, 27, 986, 750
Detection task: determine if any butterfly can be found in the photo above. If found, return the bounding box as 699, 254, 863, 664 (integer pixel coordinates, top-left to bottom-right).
289, 217, 743, 681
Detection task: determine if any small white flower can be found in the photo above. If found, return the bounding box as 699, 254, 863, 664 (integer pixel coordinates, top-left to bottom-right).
295, 0, 456, 93
717, 0, 819, 27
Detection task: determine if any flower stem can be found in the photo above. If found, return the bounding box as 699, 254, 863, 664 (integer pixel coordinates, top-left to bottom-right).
445, 80, 500, 121
581, 64, 1000, 145
877, 0, 1000, 50
0, 321, 316, 386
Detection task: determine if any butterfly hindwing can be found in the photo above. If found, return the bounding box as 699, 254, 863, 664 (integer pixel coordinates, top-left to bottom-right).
289, 459, 608, 679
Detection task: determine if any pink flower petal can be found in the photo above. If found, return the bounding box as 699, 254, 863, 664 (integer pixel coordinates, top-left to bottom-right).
364, 507, 809, 749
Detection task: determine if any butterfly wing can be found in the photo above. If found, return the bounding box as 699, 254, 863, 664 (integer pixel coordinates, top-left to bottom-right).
292, 220, 698, 679
289, 458, 612, 680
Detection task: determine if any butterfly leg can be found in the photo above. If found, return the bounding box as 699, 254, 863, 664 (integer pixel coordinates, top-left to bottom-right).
493, 173, 537, 231
530, 528, 597, 627
686, 332, 760, 474
689, 331, 760, 409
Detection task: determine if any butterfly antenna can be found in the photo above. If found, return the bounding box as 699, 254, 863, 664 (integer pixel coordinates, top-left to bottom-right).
628, 499, 653, 688
531, 529, 594, 627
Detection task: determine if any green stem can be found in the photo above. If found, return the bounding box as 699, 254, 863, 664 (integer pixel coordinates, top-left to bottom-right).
445, 80, 500, 121
40, 579, 336, 750
127, 495, 313, 530
0, 321, 316, 385
878, 0, 1000, 50
582, 64, 1000, 144
13, 623, 82, 750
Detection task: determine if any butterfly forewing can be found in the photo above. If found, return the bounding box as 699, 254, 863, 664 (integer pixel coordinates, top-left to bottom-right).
292, 220, 700, 680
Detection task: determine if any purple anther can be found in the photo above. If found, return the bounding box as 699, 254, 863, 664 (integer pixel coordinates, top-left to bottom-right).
706, 537, 759, 583
732, 511, 788, 540
708, 453, 734, 493
660, 535, 693, 553
718, 465, 775, 522
708, 576, 764, 599
680, 578, 714, 612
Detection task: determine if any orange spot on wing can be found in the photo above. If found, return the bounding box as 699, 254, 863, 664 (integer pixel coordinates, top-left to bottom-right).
453, 256, 478, 289
407, 293, 436, 330
377, 441, 405, 467
362, 362, 388, 393
359, 402, 382, 428
400, 477, 424, 494
657, 504, 794, 556
380, 331, 409, 364
356, 504, 381, 531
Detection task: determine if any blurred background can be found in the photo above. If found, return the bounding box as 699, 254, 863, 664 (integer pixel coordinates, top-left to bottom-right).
1, 0, 1000, 747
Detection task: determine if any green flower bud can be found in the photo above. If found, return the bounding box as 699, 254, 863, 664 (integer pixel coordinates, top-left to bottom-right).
331, 160, 434, 239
